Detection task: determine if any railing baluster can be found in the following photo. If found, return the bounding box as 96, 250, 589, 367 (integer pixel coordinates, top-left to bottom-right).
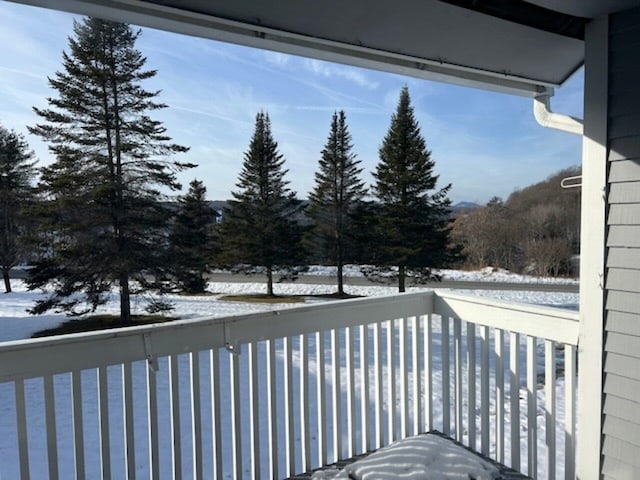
284, 337, 294, 476
98, 367, 111, 480
300, 335, 310, 473
441, 316, 451, 436
147, 363, 159, 480
565, 344, 576, 480
188, 356, 199, 476
374, 321, 383, 449
15, 378, 30, 480
169, 355, 182, 479
210, 350, 223, 480
192, 353, 203, 480
496, 329, 505, 464
425, 315, 433, 431
359, 324, 370, 452
267, 340, 278, 479
480, 325, 490, 456
526, 336, 537, 479
387, 319, 397, 442
346, 327, 356, 458
249, 342, 261, 479
411, 316, 420, 436
230, 348, 242, 480
44, 375, 59, 480
509, 332, 521, 472
545, 340, 556, 480
71, 370, 85, 480
123, 363, 135, 480
315, 332, 327, 468
399, 317, 409, 440
283, 337, 296, 476
454, 318, 463, 442
467, 323, 476, 450
331, 329, 342, 462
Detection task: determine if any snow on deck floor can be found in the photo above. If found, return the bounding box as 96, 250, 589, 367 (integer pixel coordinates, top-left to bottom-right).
309, 434, 504, 480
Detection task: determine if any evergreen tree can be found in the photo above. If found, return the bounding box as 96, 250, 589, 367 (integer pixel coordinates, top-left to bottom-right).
0, 125, 37, 293
220, 112, 305, 296
370, 86, 456, 292
308, 111, 366, 296
169, 179, 218, 293
28, 18, 191, 323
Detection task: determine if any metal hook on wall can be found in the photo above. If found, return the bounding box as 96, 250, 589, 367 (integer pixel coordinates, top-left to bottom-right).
561, 175, 582, 189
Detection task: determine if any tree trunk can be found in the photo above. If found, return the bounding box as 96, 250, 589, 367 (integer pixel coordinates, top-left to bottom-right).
266, 267, 274, 296
337, 261, 344, 296
120, 274, 132, 325
2, 268, 11, 293
398, 265, 406, 293
337, 240, 344, 296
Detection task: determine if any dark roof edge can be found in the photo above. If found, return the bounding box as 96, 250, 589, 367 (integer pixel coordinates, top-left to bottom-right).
438, 0, 588, 39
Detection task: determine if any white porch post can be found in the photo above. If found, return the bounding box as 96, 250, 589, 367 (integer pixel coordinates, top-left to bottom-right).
576, 15, 609, 480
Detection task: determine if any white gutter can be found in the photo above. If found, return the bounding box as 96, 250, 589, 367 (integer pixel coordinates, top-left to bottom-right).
533, 88, 583, 135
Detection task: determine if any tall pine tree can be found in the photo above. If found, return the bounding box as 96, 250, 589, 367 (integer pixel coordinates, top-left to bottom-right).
0, 125, 37, 293
371, 86, 456, 292
28, 18, 191, 323
308, 111, 366, 296
169, 179, 218, 294
220, 112, 305, 296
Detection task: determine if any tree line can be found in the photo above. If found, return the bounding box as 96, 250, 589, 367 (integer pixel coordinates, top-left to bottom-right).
451, 166, 581, 276
0, 18, 457, 323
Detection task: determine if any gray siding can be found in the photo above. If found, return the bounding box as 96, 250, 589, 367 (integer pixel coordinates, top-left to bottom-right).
603, 7, 640, 478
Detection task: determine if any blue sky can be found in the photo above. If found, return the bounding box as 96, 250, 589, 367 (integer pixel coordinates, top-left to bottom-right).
0, 1, 584, 204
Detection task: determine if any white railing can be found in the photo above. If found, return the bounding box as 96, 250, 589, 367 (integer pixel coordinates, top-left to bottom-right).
0, 290, 578, 480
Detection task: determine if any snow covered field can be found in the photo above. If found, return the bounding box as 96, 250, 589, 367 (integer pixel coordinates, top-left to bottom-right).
0, 275, 578, 344
0, 275, 578, 479
306, 265, 578, 285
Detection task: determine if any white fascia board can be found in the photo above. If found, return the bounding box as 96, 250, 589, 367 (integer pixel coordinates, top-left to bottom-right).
11, 0, 554, 97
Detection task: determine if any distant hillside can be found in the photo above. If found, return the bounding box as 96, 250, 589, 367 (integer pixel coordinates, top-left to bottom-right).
451, 165, 581, 277
208, 200, 228, 211
451, 201, 480, 213
211, 199, 479, 213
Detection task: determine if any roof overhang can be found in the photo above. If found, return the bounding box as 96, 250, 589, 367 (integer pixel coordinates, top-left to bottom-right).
8, 0, 640, 96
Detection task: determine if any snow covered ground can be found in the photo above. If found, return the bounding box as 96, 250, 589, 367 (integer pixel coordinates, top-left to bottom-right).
305, 265, 578, 285
0, 276, 578, 344
0, 274, 578, 479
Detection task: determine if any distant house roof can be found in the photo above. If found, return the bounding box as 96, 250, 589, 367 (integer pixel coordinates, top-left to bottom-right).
12, 0, 640, 95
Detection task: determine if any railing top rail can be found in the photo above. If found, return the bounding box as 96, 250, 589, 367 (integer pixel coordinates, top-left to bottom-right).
0, 291, 434, 382
433, 290, 579, 345
0, 289, 580, 383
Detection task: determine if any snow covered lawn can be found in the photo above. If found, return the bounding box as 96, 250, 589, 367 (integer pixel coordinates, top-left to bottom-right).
0, 274, 577, 344
305, 265, 578, 285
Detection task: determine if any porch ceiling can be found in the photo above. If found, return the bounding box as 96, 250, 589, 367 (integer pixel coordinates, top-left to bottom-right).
10, 0, 640, 95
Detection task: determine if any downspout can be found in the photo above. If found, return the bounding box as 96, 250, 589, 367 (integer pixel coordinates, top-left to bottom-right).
533, 87, 583, 135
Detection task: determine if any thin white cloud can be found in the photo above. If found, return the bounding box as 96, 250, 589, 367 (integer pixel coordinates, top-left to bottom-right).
273, 104, 383, 115
262, 51, 291, 67
304, 59, 380, 90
